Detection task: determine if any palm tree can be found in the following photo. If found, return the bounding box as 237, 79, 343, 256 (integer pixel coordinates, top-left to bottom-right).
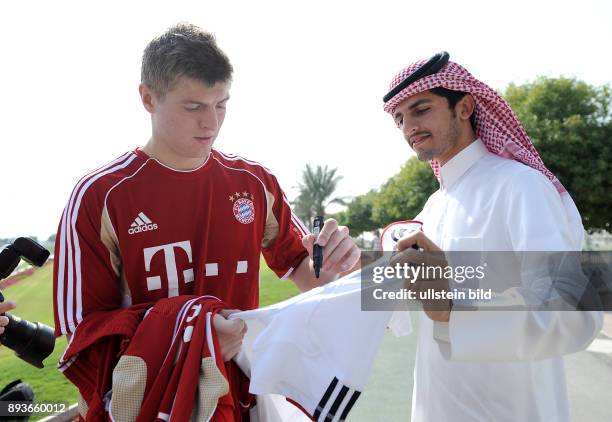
293, 164, 345, 224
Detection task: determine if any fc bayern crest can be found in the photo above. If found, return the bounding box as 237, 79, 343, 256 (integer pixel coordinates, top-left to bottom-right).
230, 191, 255, 224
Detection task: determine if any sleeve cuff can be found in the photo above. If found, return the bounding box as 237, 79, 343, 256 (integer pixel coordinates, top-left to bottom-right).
280, 267, 295, 280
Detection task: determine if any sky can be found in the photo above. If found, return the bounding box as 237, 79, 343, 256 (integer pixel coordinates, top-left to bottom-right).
1, 0, 611, 240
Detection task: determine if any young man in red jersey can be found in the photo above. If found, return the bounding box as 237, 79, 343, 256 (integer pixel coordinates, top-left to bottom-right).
53, 23, 359, 420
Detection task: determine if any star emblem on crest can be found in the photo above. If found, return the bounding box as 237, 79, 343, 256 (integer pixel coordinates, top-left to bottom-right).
229, 191, 254, 202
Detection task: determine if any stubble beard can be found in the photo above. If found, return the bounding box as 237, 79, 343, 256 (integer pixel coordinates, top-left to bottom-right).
415, 115, 462, 162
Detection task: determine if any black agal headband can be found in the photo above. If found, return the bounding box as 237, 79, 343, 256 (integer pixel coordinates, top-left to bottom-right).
383, 51, 450, 103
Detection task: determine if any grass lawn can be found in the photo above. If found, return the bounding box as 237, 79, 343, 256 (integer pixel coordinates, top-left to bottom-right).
0, 258, 300, 420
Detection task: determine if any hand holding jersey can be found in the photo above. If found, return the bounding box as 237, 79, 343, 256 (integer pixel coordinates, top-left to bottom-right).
214, 309, 247, 361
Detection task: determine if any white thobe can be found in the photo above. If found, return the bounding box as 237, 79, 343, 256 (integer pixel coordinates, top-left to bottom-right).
411, 139, 602, 422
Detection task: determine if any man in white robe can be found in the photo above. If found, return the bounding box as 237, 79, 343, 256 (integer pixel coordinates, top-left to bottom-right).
382, 52, 602, 421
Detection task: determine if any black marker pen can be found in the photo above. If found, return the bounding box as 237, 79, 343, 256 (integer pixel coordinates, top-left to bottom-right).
312, 216, 324, 278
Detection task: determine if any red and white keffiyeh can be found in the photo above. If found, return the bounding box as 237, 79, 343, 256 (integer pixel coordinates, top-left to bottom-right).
384, 59, 567, 193
384, 58, 584, 247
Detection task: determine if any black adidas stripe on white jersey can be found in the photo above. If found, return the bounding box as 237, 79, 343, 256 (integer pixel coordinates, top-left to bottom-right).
313, 377, 361, 422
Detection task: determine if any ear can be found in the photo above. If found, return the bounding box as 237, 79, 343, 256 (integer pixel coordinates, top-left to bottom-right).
139, 83, 155, 113
457, 94, 475, 123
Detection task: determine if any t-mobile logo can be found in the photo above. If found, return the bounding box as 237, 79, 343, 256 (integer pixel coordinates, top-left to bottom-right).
143, 241, 194, 297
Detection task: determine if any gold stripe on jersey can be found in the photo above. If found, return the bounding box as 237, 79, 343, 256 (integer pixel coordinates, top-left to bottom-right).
262, 188, 279, 248
111, 355, 148, 421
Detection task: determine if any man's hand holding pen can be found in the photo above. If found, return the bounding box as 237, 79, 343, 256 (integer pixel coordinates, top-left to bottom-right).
301, 217, 360, 280
391, 230, 452, 322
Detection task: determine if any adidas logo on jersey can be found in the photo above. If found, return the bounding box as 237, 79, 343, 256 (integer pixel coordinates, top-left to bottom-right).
128, 212, 158, 235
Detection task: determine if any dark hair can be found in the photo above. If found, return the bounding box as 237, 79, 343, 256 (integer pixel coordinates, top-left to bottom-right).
430, 87, 477, 131
141, 23, 233, 98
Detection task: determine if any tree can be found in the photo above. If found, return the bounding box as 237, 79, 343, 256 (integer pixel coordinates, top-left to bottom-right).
336, 158, 438, 236
372, 157, 438, 228
334, 190, 378, 237
293, 164, 345, 224
505, 77, 612, 232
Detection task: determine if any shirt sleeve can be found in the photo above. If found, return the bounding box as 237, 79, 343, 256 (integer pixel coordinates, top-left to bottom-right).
53, 184, 123, 336
433, 169, 602, 361
260, 176, 310, 279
